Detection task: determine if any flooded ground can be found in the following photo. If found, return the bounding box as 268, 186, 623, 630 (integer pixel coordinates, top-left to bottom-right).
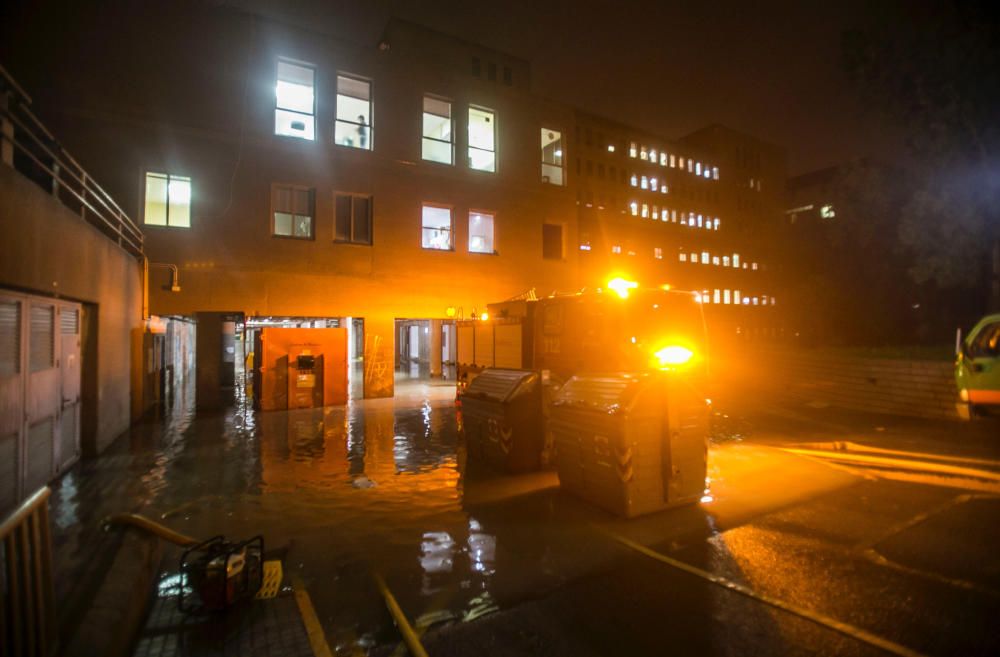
48, 373, 1000, 656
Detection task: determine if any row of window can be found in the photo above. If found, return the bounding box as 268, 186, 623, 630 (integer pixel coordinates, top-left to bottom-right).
627, 142, 718, 180
679, 252, 759, 270
275, 59, 565, 184
628, 204, 722, 231
696, 290, 775, 306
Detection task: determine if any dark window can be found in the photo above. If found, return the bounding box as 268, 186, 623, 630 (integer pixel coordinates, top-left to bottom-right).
335, 193, 372, 245
503, 66, 512, 85
488, 62, 497, 81
597, 163, 605, 178
542, 224, 563, 260
610, 165, 616, 180
968, 322, 1000, 358
586, 160, 593, 176
472, 57, 481, 77
585, 128, 592, 146
575, 158, 581, 174
272, 184, 314, 239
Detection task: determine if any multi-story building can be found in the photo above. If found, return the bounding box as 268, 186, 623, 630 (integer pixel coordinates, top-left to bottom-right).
1, 4, 786, 405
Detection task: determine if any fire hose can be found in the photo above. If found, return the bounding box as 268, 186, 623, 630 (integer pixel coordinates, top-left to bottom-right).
102, 512, 199, 546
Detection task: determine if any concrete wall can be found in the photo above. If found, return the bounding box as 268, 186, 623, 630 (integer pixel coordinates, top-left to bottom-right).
734, 346, 960, 420
0, 165, 144, 453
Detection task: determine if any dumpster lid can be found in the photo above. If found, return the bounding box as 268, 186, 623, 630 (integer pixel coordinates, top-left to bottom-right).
551, 373, 651, 414
464, 368, 538, 402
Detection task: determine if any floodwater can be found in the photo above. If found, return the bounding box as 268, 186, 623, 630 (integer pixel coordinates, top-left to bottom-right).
48, 371, 863, 654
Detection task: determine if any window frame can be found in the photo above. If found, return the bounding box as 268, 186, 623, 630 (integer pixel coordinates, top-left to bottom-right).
334, 73, 373, 151
541, 222, 565, 261
142, 171, 192, 229
540, 126, 565, 185
274, 58, 316, 141
467, 208, 497, 255
467, 105, 497, 173
421, 94, 455, 166
333, 191, 373, 246
270, 182, 315, 240
421, 202, 455, 251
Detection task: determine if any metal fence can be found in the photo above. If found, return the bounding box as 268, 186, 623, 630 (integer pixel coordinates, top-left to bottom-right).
1, 486, 56, 657
0, 64, 143, 257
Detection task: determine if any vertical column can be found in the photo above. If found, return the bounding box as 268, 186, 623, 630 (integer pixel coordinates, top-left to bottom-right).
363, 316, 394, 398
1, 91, 13, 166
195, 312, 223, 409
429, 319, 443, 378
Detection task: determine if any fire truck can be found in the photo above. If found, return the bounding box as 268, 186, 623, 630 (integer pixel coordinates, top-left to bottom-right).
457, 279, 711, 517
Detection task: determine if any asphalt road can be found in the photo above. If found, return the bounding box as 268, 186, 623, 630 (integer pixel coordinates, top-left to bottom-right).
410, 398, 1000, 657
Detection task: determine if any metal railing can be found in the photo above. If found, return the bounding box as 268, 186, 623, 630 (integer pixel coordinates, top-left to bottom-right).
1, 486, 56, 657
1, 64, 143, 257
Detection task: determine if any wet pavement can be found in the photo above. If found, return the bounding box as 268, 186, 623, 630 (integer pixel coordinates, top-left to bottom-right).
48, 374, 1000, 656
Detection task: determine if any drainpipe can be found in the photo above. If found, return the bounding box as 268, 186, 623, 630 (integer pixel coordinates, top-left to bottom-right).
143, 258, 181, 320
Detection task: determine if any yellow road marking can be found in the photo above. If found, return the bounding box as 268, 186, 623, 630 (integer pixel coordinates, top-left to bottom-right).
374, 572, 431, 657
290, 574, 334, 657
600, 527, 928, 657
793, 441, 1000, 469
781, 447, 1000, 483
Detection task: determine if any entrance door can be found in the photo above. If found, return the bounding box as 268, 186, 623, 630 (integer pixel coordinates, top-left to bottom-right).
0, 290, 82, 512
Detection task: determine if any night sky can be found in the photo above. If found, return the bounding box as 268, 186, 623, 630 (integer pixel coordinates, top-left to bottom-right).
1, 0, 907, 176
243, 0, 907, 175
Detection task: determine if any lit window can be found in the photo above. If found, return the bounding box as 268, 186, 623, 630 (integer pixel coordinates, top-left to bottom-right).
607, 144, 616, 153
753, 297, 759, 305
771, 296, 776, 305
762, 297, 769, 305
679, 253, 687, 262
679, 157, 685, 169
272, 184, 313, 239
752, 262, 758, 270
713, 289, 720, 304
629, 141, 638, 158
654, 247, 663, 259
541, 128, 564, 184
671, 210, 677, 222
640, 176, 648, 190
542, 223, 563, 259
275, 60, 315, 140
641, 203, 649, 218
334, 193, 372, 245
723, 290, 731, 304
468, 106, 496, 172
630, 174, 638, 187
660, 152, 667, 166
143, 172, 191, 228
703, 168, 711, 179
421, 204, 453, 250
670, 154, 676, 168
734, 290, 741, 304
820, 204, 836, 218
469, 211, 495, 254
422, 96, 453, 164
743, 262, 749, 269
629, 201, 638, 216
703, 290, 710, 304
697, 214, 703, 228
335, 75, 372, 149
650, 177, 658, 190
612, 244, 622, 254
660, 184, 668, 194
627, 247, 636, 256
650, 149, 658, 162
696, 162, 702, 175
713, 218, 720, 230
701, 252, 709, 264
723, 256, 730, 267
652, 206, 659, 220
712, 166, 719, 180
687, 159, 694, 172
580, 240, 591, 251
640, 146, 648, 160
712, 256, 720, 266
733, 253, 740, 268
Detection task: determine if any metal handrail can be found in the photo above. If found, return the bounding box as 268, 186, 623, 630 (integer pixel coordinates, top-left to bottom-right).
1, 486, 57, 657
1, 64, 143, 257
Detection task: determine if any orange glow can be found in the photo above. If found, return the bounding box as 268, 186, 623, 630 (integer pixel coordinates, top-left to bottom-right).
480, 312, 489, 321
607, 277, 639, 299
445, 307, 457, 317
654, 345, 694, 367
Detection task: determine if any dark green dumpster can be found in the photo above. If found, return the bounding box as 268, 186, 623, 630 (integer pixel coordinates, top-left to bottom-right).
461, 368, 544, 473
549, 372, 708, 517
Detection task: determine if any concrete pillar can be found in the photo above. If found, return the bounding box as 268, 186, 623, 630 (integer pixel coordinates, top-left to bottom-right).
195, 312, 223, 409
363, 316, 394, 398
429, 319, 443, 378
1, 91, 13, 167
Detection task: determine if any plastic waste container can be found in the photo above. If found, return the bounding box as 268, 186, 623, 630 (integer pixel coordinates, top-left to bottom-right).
549, 372, 708, 517
461, 368, 544, 473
